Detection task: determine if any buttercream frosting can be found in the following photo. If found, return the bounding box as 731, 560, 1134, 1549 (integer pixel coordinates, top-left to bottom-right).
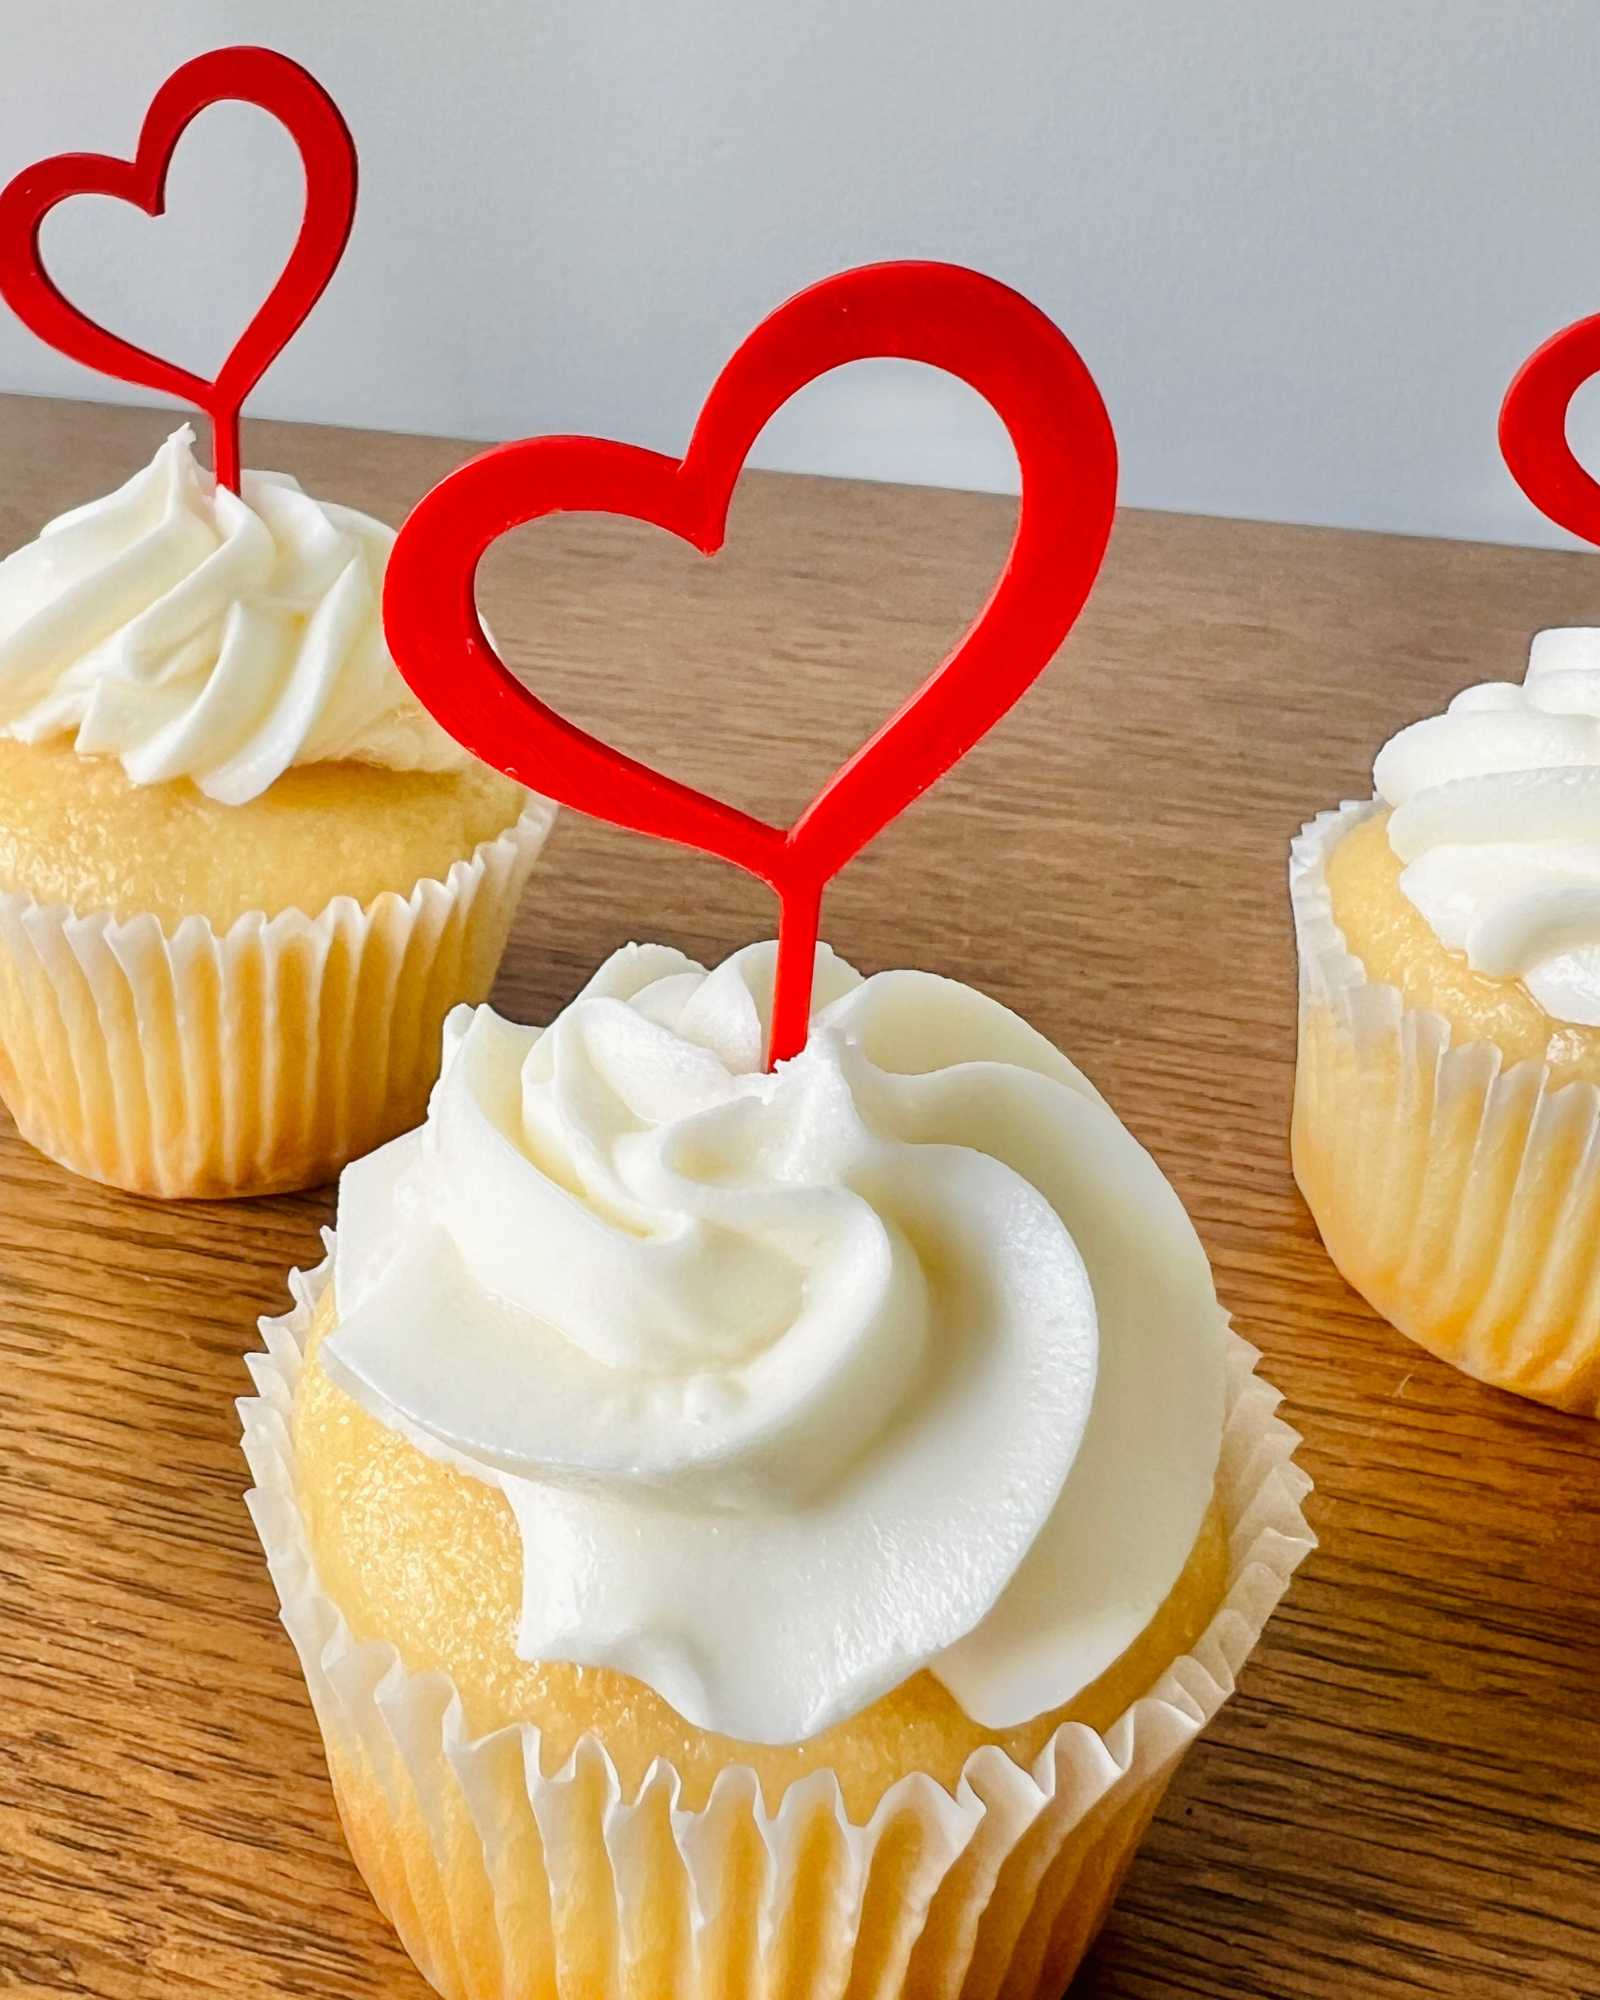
1375, 627, 1600, 1025
0, 427, 469, 805
323, 942, 1228, 1745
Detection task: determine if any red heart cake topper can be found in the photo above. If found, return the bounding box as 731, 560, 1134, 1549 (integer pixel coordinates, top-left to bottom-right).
1500, 310, 1600, 546
0, 45, 356, 493
384, 260, 1118, 1066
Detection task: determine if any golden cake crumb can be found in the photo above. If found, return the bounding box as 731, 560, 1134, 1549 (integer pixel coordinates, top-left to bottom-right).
1324, 807, 1600, 1085
0, 735, 527, 928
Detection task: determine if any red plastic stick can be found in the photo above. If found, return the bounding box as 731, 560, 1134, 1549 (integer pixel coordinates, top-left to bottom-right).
384, 261, 1118, 1066
1500, 310, 1600, 546
0, 46, 356, 492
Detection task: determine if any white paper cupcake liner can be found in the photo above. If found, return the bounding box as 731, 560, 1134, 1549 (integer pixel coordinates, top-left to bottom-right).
0, 798, 554, 1199
1291, 801, 1600, 1412
241, 1249, 1314, 2000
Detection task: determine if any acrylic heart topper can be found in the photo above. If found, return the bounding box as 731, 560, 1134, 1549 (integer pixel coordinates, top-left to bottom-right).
384, 260, 1118, 1066
0, 45, 356, 493
1500, 307, 1600, 545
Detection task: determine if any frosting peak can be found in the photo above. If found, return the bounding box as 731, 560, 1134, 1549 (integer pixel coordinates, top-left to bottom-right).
1375, 628, 1600, 1024
0, 428, 469, 804
325, 943, 1226, 1744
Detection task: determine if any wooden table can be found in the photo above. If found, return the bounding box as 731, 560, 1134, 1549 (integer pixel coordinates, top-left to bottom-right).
1, 390, 1598, 2000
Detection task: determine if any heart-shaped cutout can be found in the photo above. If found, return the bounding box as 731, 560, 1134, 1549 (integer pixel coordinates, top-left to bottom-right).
384, 260, 1118, 1064
0, 45, 356, 492
1500, 309, 1600, 545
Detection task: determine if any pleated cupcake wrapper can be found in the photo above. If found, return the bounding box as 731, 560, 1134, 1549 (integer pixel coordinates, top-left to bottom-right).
0, 798, 555, 1199
241, 1249, 1314, 2000
1291, 800, 1600, 1413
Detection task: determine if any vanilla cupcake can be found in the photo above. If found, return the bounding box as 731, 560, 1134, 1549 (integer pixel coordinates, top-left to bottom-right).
0, 429, 553, 1197
242, 941, 1311, 2000
1293, 626, 1600, 1412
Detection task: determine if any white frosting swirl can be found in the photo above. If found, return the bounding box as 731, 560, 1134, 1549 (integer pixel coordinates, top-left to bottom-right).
324, 942, 1227, 1745
0, 427, 468, 804
1375, 628, 1600, 1025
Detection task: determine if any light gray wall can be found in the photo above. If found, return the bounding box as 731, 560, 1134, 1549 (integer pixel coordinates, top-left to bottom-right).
0, 2, 1596, 547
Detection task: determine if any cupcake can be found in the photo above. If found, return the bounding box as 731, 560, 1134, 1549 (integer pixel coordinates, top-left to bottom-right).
1293, 626, 1600, 1412
242, 940, 1312, 2000
0, 428, 553, 1197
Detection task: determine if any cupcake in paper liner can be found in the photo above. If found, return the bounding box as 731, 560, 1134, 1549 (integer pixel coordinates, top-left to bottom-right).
1291, 625, 1600, 1414
0, 429, 554, 1197
241, 940, 1313, 2000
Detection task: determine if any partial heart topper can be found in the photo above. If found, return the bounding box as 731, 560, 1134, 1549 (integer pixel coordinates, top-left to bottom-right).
384, 259, 1118, 1063
0, 45, 356, 491
1501, 309, 1600, 546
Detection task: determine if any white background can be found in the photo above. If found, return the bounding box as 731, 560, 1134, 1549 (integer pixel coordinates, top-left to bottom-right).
1, 1, 1597, 546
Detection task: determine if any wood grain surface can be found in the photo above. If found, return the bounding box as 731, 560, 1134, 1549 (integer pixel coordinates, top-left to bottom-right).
1, 391, 1598, 1999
